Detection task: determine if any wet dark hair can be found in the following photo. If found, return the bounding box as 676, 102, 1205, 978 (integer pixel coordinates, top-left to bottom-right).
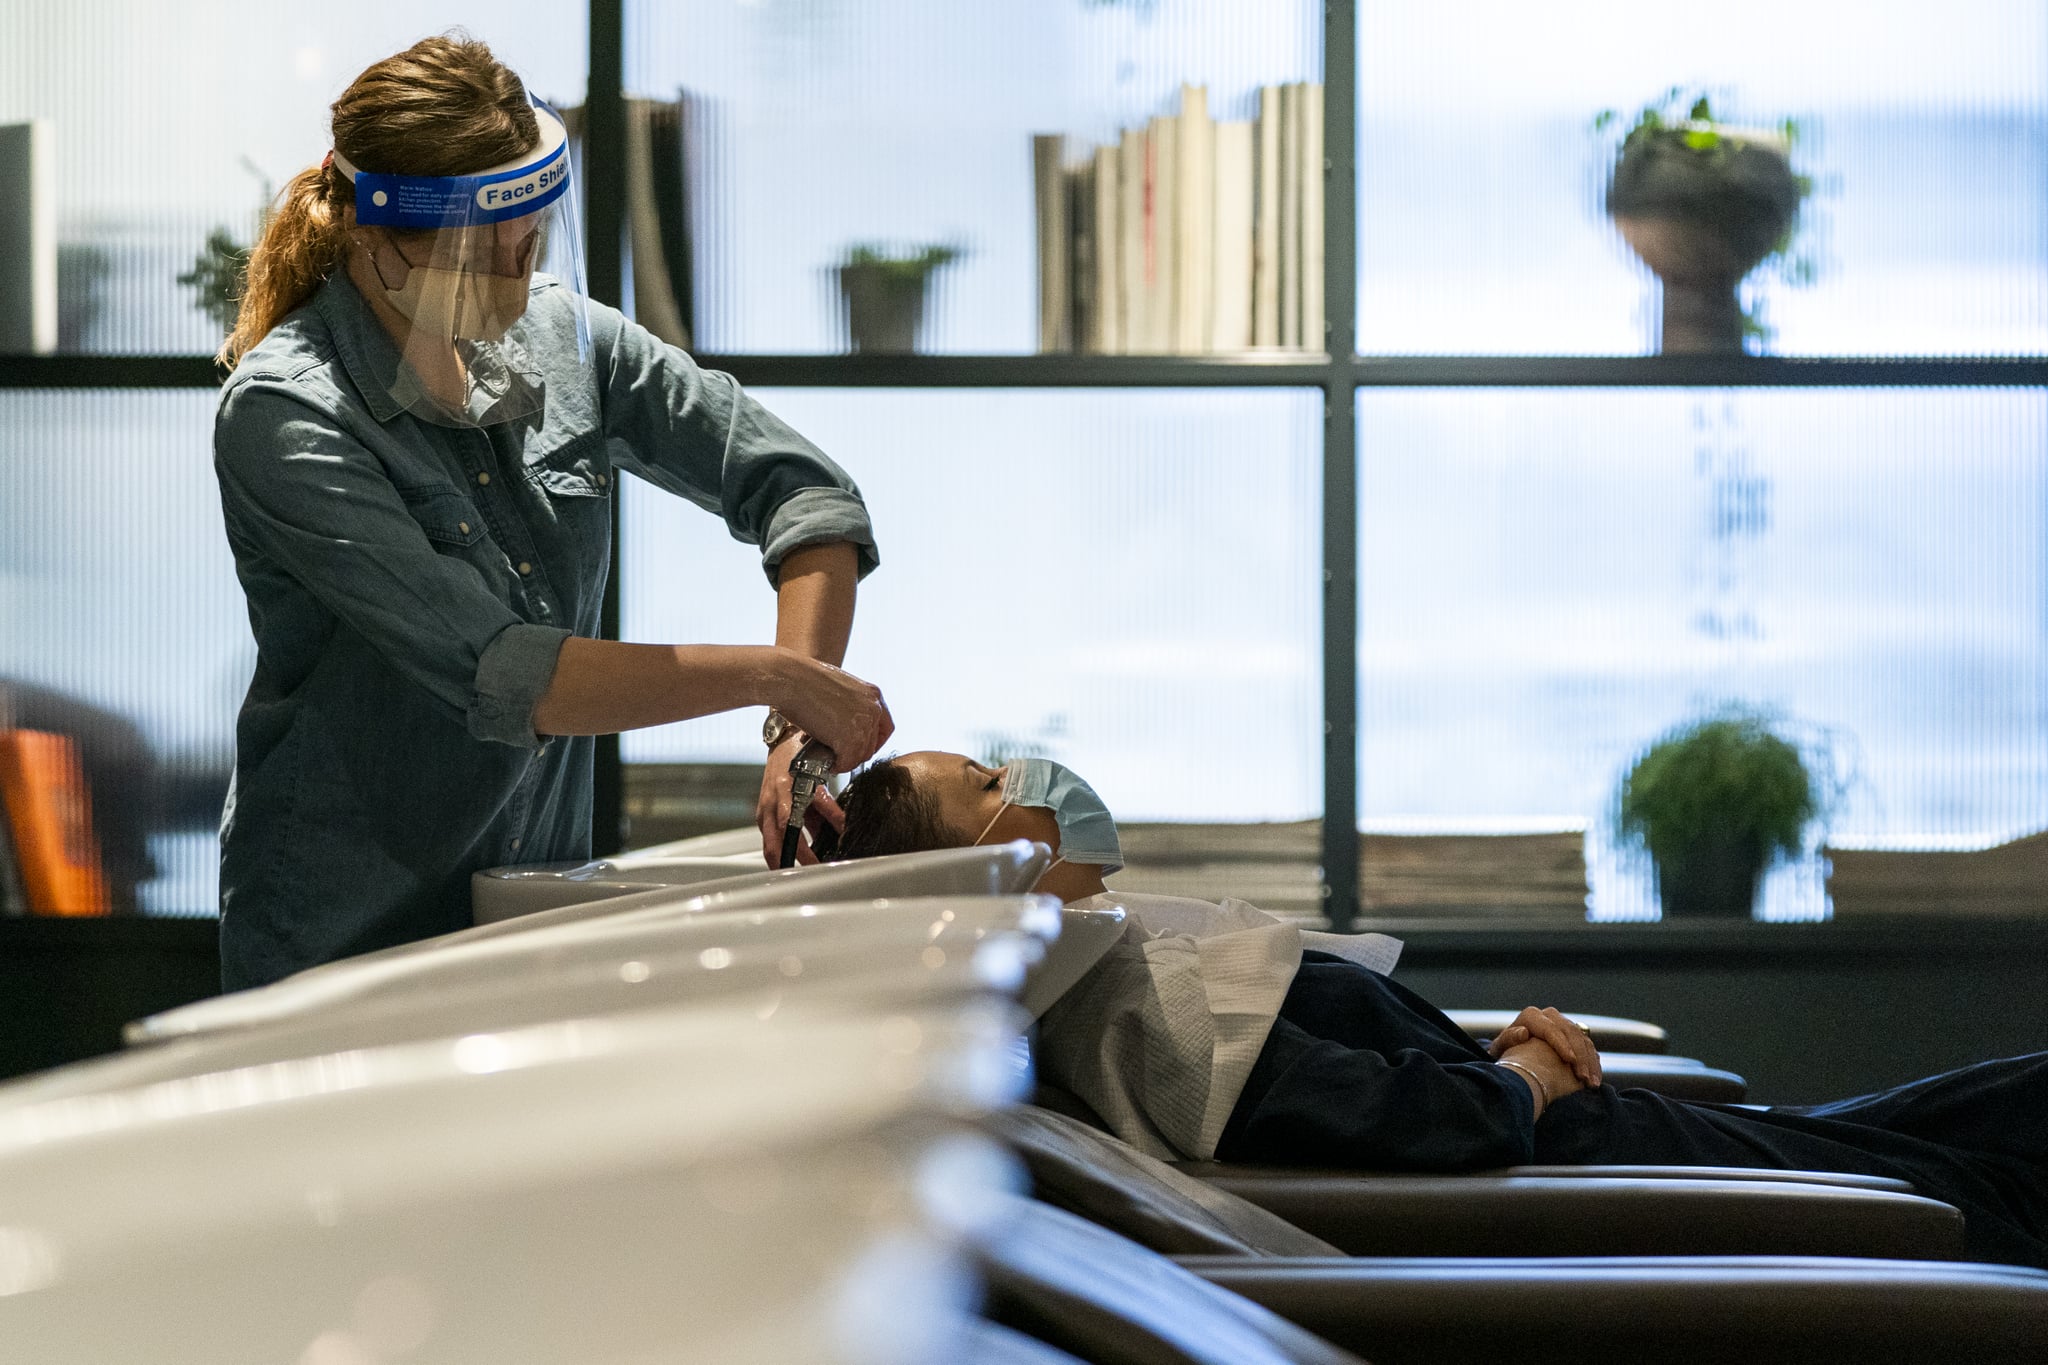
813, 757, 963, 861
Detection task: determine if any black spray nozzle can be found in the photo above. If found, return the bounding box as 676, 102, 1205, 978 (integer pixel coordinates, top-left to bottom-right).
779, 737, 837, 869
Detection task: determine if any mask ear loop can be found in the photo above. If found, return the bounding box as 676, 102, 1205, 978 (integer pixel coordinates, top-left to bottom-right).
970, 802, 1011, 847
973, 798, 1074, 891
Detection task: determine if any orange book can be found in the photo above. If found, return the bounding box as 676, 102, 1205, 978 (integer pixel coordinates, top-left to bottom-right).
0, 729, 110, 916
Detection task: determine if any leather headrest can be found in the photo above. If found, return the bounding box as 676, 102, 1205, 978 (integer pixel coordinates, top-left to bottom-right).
985, 1105, 1341, 1259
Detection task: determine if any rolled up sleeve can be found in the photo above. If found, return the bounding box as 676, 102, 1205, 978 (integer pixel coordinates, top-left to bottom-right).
589, 302, 880, 585
470, 622, 575, 747
215, 380, 572, 750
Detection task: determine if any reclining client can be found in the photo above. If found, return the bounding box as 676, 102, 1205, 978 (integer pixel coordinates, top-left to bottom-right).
814, 751, 2048, 1270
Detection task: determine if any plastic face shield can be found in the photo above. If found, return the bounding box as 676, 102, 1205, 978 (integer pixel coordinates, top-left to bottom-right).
332, 96, 588, 428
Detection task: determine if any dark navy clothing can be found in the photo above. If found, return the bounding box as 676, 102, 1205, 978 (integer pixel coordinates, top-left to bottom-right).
1221, 952, 2048, 1269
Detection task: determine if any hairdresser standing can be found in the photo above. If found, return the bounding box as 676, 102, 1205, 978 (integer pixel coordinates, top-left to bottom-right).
211, 36, 889, 989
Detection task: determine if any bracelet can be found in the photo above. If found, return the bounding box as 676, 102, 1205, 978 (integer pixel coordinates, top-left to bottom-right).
1498, 1058, 1550, 1112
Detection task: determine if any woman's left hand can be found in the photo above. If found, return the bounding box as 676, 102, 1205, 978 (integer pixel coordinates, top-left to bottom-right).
756, 732, 846, 867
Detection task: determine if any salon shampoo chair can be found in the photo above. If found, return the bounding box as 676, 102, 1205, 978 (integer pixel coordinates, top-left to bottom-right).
977, 1191, 2048, 1365
991, 1104, 1966, 1264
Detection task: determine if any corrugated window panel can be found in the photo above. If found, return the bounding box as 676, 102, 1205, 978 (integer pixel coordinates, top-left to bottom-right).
1356, 0, 2048, 356
0, 3, 586, 354
622, 387, 1323, 823
0, 391, 250, 916
1356, 387, 2048, 920
623, 0, 1322, 353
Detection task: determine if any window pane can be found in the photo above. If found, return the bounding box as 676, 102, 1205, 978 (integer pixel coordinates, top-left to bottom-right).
624, 0, 1321, 352
1356, 0, 2048, 355
0, 391, 250, 915
0, 5, 587, 354
1358, 387, 2048, 919
622, 387, 1323, 824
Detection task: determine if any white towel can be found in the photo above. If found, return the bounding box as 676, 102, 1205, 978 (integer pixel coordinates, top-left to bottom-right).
1035, 892, 1402, 1161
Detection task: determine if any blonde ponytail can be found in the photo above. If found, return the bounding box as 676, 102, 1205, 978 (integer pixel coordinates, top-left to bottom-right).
217, 32, 538, 369
219, 164, 349, 368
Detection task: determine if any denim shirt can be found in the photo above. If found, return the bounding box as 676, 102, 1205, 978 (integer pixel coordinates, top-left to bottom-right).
212, 270, 877, 989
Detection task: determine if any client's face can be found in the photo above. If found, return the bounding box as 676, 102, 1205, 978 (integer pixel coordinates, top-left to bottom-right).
893, 750, 1062, 851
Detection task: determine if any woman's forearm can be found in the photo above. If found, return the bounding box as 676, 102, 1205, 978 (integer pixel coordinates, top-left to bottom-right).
773, 541, 860, 665
531, 637, 794, 736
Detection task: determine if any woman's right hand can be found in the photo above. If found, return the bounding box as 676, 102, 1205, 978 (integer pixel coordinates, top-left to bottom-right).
774, 651, 894, 770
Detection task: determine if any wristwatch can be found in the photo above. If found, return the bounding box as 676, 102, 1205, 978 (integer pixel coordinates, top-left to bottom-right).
762, 708, 799, 750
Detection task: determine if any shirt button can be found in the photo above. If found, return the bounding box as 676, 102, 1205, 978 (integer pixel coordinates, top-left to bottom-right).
457, 522, 471, 534
510, 837, 523, 852
476, 472, 491, 486
595, 473, 608, 487
518, 561, 532, 575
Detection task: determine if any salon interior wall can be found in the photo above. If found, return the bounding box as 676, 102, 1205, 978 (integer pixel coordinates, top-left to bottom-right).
0, 393, 248, 915
0, 3, 588, 353
0, 6, 588, 915
1353, 0, 2048, 357
622, 388, 1325, 824
1357, 387, 2048, 923
625, 0, 1322, 352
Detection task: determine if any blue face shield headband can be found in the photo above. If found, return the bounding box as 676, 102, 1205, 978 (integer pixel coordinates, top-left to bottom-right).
328, 94, 588, 429
972, 758, 1125, 876
332, 98, 572, 230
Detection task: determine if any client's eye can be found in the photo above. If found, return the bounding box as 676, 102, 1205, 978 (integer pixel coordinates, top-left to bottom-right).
983, 775, 1002, 793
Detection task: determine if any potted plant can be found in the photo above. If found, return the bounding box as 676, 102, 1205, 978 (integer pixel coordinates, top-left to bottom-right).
1597, 92, 1815, 354
1617, 709, 1827, 919
834, 241, 962, 354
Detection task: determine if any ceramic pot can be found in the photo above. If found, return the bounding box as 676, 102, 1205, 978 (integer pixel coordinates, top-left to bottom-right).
838, 264, 930, 354
1608, 133, 1801, 355
1656, 831, 1767, 919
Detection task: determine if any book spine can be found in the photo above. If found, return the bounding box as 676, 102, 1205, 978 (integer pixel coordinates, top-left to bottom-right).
1174, 84, 1212, 355
1209, 120, 1255, 352
1069, 159, 1096, 355
1147, 113, 1178, 353
1033, 134, 1070, 353
0, 730, 110, 917
1092, 144, 1121, 354
1301, 82, 1326, 355
1253, 85, 1282, 349
1278, 83, 1301, 350
1119, 128, 1147, 356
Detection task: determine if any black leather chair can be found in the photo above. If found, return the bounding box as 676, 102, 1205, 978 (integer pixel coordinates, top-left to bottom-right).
974, 1187, 2048, 1365
992, 1104, 1965, 1262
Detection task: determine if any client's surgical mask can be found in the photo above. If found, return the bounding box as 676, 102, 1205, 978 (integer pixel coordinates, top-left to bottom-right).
971, 758, 1124, 876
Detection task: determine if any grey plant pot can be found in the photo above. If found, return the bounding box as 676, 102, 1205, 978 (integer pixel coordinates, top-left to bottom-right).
838, 265, 931, 354
1608, 135, 1801, 355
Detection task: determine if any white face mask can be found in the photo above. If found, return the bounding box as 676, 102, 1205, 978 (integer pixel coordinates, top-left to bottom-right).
382, 266, 531, 343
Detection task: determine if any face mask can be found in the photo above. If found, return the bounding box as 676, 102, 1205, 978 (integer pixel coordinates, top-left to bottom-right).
971, 757, 1124, 875
382, 266, 531, 343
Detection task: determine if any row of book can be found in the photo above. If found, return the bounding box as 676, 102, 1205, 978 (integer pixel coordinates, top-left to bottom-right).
1034, 81, 1325, 356
0, 729, 110, 916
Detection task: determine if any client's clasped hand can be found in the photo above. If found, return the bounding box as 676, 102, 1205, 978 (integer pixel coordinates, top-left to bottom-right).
1487, 1006, 1605, 1119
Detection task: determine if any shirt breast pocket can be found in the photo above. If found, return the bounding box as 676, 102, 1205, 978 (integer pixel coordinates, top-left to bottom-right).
524, 433, 613, 501
397, 486, 489, 549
